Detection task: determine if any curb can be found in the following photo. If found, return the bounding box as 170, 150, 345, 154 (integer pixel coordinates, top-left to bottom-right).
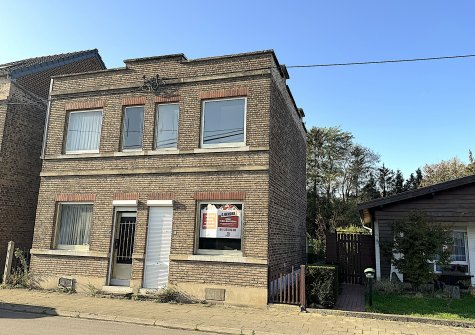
0, 303, 282, 335
307, 308, 475, 328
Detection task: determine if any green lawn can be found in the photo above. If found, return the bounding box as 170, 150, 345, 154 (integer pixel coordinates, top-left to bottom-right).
366, 292, 475, 322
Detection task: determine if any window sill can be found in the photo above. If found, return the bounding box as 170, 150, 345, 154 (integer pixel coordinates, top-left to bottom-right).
169, 254, 267, 265
43, 146, 268, 160
120, 149, 143, 154
148, 149, 180, 155
193, 146, 249, 154
30, 248, 108, 258
64, 150, 100, 155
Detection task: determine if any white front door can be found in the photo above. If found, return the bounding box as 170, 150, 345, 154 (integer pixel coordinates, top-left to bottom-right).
143, 206, 173, 289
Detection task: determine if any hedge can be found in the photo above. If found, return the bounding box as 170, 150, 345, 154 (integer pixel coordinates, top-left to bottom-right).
305, 265, 339, 308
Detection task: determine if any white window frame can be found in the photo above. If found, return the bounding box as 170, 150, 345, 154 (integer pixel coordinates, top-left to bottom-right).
200, 97, 247, 148
154, 103, 179, 150
65, 109, 103, 154
433, 229, 470, 274
54, 202, 94, 251
122, 105, 145, 152
195, 201, 244, 256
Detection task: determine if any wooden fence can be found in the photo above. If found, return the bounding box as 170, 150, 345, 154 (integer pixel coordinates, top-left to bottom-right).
326, 232, 375, 284
268, 265, 306, 309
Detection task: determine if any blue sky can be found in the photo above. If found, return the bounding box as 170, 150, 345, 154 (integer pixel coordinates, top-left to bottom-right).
1, 1, 474, 177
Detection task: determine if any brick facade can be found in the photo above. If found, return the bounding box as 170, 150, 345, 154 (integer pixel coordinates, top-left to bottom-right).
0, 51, 105, 275
30, 50, 306, 306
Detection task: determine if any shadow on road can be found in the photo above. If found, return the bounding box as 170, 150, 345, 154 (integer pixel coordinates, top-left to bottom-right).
0, 303, 57, 319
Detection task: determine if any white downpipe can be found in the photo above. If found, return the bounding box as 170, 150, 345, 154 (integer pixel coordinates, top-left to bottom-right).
374, 220, 381, 280
467, 225, 475, 286
40, 78, 54, 159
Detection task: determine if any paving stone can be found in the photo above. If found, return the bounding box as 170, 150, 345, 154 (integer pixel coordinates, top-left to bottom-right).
2, 289, 475, 335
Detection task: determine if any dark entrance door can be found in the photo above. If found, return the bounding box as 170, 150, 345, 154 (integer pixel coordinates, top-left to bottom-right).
110, 212, 136, 286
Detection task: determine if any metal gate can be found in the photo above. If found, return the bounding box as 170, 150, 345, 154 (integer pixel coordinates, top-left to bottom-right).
116, 215, 136, 264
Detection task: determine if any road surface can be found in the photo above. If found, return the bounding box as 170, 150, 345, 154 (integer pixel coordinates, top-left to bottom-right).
0, 310, 216, 335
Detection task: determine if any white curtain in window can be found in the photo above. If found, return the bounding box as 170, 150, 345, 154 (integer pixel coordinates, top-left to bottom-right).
66, 111, 102, 152
58, 204, 93, 246
452, 231, 467, 261
155, 104, 179, 148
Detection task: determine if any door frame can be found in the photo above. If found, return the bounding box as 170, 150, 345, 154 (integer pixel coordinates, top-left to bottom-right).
107, 206, 137, 286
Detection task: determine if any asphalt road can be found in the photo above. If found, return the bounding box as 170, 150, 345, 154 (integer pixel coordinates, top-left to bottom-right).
0, 310, 216, 335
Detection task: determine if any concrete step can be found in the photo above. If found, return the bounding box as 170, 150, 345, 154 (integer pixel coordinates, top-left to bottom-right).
99, 286, 133, 299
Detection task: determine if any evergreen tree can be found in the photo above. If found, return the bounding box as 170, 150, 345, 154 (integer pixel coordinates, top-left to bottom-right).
377, 164, 394, 197
415, 168, 423, 187
394, 170, 405, 194
361, 173, 380, 200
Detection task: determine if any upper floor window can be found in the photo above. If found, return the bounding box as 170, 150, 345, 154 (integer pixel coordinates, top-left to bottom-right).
122, 106, 144, 150
65, 110, 102, 153
155, 103, 179, 149
201, 98, 246, 148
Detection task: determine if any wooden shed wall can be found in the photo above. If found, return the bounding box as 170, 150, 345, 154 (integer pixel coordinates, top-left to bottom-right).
374, 183, 475, 279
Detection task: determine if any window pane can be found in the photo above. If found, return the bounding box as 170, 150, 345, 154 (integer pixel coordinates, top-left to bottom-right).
198, 203, 242, 250
452, 232, 467, 261
122, 106, 144, 149
202, 99, 245, 145
155, 104, 179, 149
66, 111, 102, 152
58, 204, 93, 246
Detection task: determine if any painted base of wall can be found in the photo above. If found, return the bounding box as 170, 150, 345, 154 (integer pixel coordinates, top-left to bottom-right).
38, 275, 106, 293
35, 275, 267, 306
171, 282, 268, 307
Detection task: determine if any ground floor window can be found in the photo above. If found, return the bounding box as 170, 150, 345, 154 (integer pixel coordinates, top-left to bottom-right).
198, 202, 243, 252
435, 230, 469, 274
55, 203, 93, 250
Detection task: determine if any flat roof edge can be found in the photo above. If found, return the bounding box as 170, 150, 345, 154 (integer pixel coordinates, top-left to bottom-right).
124, 53, 187, 63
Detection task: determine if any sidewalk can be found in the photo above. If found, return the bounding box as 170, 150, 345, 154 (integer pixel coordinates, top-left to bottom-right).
334, 284, 365, 312
0, 289, 471, 335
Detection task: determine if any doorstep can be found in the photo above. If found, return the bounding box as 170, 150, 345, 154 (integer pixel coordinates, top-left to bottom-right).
101, 286, 133, 295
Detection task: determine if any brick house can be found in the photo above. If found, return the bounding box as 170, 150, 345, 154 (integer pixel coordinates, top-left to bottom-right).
30, 50, 306, 306
0, 50, 105, 275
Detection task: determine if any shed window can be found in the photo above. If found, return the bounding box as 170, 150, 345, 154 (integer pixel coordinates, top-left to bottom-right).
434, 231, 469, 274
451, 231, 467, 262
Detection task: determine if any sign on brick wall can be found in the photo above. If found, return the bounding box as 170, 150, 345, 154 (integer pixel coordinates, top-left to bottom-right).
200, 204, 241, 239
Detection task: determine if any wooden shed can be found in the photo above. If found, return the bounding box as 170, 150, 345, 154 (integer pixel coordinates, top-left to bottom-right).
358, 174, 475, 285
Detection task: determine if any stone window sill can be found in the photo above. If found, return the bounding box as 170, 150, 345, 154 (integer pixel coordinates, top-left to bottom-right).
169, 254, 267, 265
43, 146, 269, 160
193, 146, 249, 154
30, 248, 108, 258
